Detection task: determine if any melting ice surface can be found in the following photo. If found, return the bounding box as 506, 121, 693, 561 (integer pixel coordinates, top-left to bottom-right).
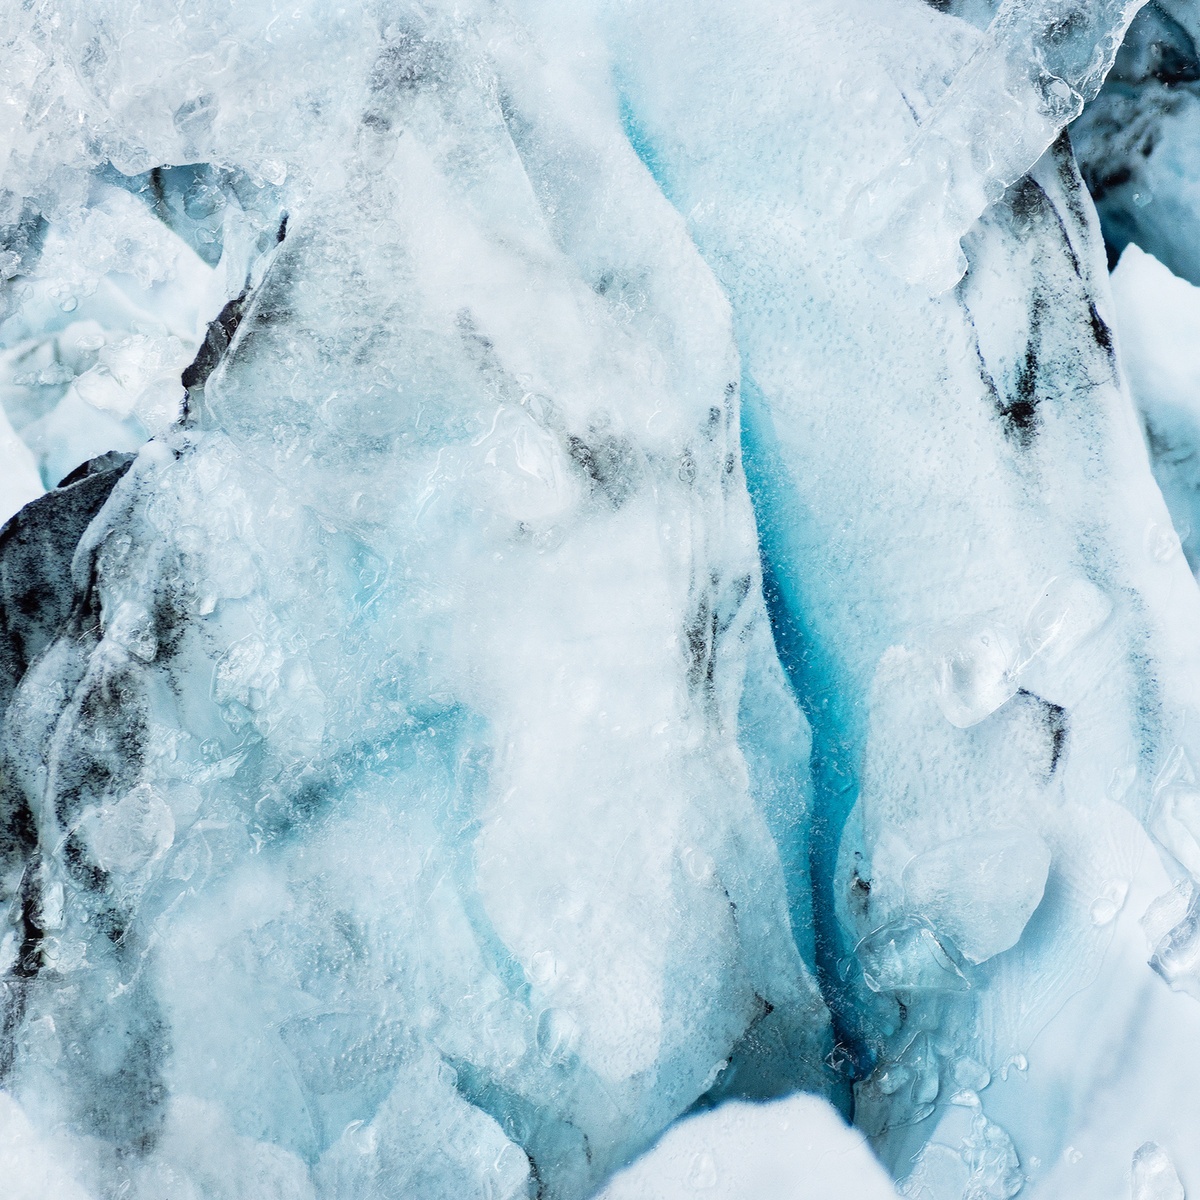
3, 0, 1200, 1197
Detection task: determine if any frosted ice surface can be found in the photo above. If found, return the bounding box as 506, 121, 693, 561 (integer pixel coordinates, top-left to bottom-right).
1, 0, 1200, 1198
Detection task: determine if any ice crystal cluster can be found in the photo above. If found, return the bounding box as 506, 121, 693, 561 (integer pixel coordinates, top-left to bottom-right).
2, 0, 1200, 1197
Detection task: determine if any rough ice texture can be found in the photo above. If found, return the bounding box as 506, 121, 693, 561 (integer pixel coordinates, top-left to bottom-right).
1, 1, 1200, 1198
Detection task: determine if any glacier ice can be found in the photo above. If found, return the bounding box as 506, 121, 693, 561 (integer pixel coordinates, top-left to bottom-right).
2, 0, 1200, 1197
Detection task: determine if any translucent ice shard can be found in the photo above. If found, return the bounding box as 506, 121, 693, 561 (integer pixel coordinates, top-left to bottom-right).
856, 917, 972, 994
847, 0, 1148, 291
0, 181, 223, 486
1131, 1142, 1186, 1200
932, 624, 1021, 730
1143, 881, 1200, 998
899, 1109, 1023, 1200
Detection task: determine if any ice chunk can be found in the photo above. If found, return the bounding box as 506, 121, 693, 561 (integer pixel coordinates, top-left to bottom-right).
0, 181, 224, 485
0, 6, 834, 1194
1144, 882, 1200, 999
1075, 0, 1200, 286
902, 829, 1052, 964
933, 624, 1020, 730
1131, 1142, 1185, 1200
899, 1111, 1022, 1200
856, 917, 971, 994
614, 0, 1200, 1173
1018, 576, 1113, 670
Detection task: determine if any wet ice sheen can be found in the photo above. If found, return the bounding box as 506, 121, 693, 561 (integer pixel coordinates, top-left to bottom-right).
1, 1, 1199, 1198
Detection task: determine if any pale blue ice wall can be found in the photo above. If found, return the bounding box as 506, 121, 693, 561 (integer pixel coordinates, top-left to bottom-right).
609, 0, 1200, 1184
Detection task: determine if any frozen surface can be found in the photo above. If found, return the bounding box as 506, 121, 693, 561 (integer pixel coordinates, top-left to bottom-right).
1, 1, 1200, 1198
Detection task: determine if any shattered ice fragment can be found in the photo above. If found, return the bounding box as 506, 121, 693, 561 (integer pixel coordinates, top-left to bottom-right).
525, 949, 558, 986
952, 1055, 992, 1093
1143, 881, 1195, 948
79, 783, 175, 876
856, 916, 970, 993
900, 1112, 1022, 1200
902, 829, 1052, 963
1145, 883, 1200, 999
1019, 576, 1113, 669
900, 1143, 972, 1200
1131, 1142, 1185, 1200
933, 625, 1019, 728
1150, 779, 1200, 879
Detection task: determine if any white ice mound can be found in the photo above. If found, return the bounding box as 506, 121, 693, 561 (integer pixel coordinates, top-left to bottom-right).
595, 1093, 900, 1200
